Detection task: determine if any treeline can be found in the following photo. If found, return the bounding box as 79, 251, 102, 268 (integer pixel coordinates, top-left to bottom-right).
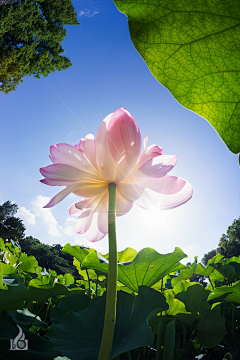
0, 200, 83, 279
0, 200, 239, 277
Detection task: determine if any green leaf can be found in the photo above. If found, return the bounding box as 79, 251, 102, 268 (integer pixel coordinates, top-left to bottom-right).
114, 0, 240, 153
117, 247, 187, 292
0, 309, 47, 332
17, 253, 38, 273
172, 262, 205, 286
0, 278, 29, 311
173, 282, 210, 313
62, 244, 91, 266
51, 293, 90, 324
196, 309, 227, 348
28, 283, 69, 303
48, 286, 168, 360
0, 310, 60, 360
81, 247, 187, 292
208, 281, 240, 303
218, 264, 236, 280
163, 319, 176, 360
164, 293, 190, 316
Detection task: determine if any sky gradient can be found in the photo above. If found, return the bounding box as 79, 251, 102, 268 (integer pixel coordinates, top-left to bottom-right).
0, 0, 239, 263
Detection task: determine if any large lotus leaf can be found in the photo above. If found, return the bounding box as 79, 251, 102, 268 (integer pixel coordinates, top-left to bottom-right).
62, 243, 92, 265
174, 282, 210, 313
196, 309, 227, 348
208, 282, 240, 303
164, 293, 190, 316
114, 0, 240, 153
51, 293, 90, 324
172, 263, 205, 286
102, 247, 138, 263
200, 254, 224, 277
28, 283, 69, 303
0, 310, 60, 360
0, 278, 29, 310
223, 256, 240, 265
57, 273, 75, 286
17, 253, 38, 273
49, 286, 168, 360
82, 247, 187, 292
218, 264, 236, 281
0, 309, 47, 333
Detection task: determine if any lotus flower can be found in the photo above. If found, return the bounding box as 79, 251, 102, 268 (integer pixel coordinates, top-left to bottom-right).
40, 108, 193, 242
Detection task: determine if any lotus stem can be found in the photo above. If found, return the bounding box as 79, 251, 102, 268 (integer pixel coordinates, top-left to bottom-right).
98, 183, 118, 360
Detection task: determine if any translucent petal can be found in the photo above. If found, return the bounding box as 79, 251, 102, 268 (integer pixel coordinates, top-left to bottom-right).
96, 108, 141, 182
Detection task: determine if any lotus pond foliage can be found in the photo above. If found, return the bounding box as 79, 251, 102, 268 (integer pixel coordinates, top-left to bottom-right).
0, 238, 239, 360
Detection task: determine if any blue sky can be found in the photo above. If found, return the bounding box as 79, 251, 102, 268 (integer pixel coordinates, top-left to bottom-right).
0, 0, 239, 262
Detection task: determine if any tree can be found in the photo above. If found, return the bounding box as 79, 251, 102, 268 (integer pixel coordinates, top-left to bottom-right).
0, 0, 79, 93
19, 237, 81, 278
218, 217, 240, 258
0, 200, 25, 241
201, 249, 217, 266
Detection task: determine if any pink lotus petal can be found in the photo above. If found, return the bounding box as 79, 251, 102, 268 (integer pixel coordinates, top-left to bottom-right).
74, 192, 108, 241
43, 183, 81, 208
118, 176, 193, 211
116, 190, 133, 217
73, 182, 107, 198
134, 155, 177, 179
68, 197, 98, 216
40, 178, 77, 186
96, 108, 141, 182
84, 193, 108, 242
40, 164, 84, 182
136, 140, 163, 169
78, 134, 99, 172
50, 143, 97, 175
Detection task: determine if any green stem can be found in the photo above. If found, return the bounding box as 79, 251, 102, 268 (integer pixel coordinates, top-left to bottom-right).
98, 183, 118, 360
231, 302, 235, 346
86, 269, 91, 298
96, 275, 99, 297
127, 351, 132, 360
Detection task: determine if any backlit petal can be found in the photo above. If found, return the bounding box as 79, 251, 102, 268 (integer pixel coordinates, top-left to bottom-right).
73, 182, 107, 198
118, 176, 193, 211
116, 190, 133, 217
77, 134, 100, 172
40, 164, 101, 184
68, 198, 96, 216
133, 155, 177, 179
136, 139, 163, 169
43, 183, 81, 208
74, 192, 108, 242
96, 108, 141, 182
50, 143, 97, 175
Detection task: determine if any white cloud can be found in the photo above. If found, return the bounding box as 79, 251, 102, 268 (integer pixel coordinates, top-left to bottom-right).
182, 243, 201, 263
79, 10, 99, 18
18, 207, 36, 225
31, 195, 61, 237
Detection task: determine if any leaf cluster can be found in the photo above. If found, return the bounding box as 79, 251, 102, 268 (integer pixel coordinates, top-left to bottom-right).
0, 240, 239, 360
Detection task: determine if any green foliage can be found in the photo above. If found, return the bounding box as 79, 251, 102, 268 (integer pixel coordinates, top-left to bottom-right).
114, 0, 240, 153
48, 286, 168, 360
0, 240, 240, 359
0, 0, 79, 93
218, 217, 240, 258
